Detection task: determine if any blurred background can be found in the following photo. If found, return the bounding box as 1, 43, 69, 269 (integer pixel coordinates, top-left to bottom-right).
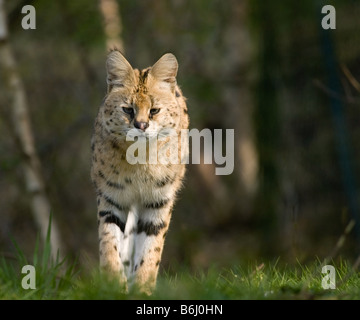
1, 0, 360, 272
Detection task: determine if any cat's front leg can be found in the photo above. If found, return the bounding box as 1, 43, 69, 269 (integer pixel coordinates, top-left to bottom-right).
98, 209, 127, 287
132, 207, 172, 295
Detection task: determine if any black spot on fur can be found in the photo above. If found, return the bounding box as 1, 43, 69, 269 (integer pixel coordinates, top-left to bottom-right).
103, 195, 127, 212
124, 177, 132, 184
144, 198, 169, 209
106, 180, 125, 190
111, 140, 119, 150
135, 69, 150, 94
142, 69, 150, 81
175, 91, 180, 97
140, 259, 144, 266
156, 175, 175, 188
137, 220, 166, 236
98, 171, 105, 179
104, 213, 125, 232
99, 210, 112, 217
99, 171, 124, 189
156, 260, 160, 266
96, 189, 103, 197
154, 247, 161, 252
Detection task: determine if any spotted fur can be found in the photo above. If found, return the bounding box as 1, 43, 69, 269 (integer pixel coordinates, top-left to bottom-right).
91, 50, 189, 294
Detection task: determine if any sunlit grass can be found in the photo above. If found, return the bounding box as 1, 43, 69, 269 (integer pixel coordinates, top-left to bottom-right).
1, 219, 359, 300
1, 251, 360, 299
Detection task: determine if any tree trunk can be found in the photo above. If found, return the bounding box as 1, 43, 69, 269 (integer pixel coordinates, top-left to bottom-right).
99, 0, 124, 52
0, 0, 64, 260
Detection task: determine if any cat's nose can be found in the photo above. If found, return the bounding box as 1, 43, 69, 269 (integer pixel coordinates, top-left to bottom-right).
134, 121, 149, 131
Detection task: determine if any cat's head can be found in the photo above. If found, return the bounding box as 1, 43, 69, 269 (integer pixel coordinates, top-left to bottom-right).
101, 50, 181, 140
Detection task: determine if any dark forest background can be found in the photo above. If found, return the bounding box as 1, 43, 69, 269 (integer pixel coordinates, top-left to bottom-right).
1, 0, 360, 272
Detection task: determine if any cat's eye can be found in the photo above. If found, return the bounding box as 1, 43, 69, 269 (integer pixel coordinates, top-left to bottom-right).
122, 107, 134, 115
150, 108, 160, 115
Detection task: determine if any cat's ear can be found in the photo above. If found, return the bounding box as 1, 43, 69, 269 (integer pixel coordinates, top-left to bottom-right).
106, 50, 136, 93
150, 53, 178, 92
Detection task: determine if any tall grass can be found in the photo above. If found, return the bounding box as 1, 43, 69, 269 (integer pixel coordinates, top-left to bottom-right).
1, 253, 360, 300
1, 219, 360, 299
0, 216, 78, 299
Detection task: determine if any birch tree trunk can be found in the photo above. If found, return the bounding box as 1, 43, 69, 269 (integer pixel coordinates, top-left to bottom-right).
99, 0, 124, 52
0, 0, 63, 260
